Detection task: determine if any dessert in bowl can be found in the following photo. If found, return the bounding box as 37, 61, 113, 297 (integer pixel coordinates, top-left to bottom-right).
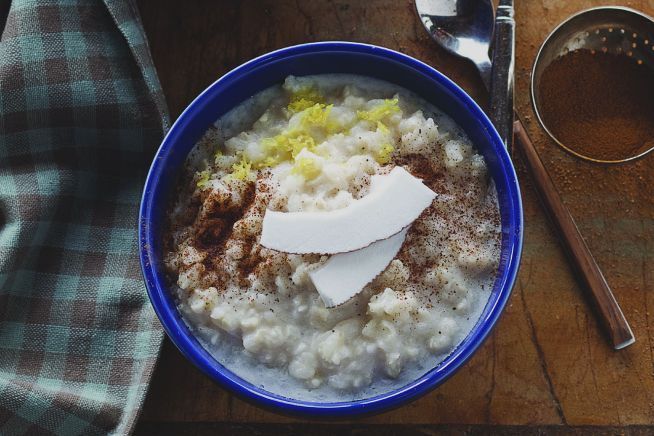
140, 42, 522, 416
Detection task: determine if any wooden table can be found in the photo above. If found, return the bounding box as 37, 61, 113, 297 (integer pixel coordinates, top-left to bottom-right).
134, 1, 654, 434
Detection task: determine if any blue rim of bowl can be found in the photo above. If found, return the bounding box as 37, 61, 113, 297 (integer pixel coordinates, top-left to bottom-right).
139, 41, 523, 417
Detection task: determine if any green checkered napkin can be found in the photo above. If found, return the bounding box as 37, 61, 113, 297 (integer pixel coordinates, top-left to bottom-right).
0, 0, 169, 434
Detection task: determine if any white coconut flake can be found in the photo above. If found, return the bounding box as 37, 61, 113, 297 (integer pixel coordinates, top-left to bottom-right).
260, 166, 436, 254
310, 228, 409, 308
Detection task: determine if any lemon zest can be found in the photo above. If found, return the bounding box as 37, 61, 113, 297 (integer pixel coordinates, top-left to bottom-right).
225, 155, 254, 181
376, 143, 395, 164
376, 121, 390, 135
288, 134, 316, 158
196, 169, 212, 189
213, 148, 223, 164
300, 103, 342, 134
255, 103, 338, 168
357, 98, 400, 122
287, 87, 325, 113
300, 103, 333, 128
291, 157, 321, 180
260, 135, 293, 168
288, 98, 317, 113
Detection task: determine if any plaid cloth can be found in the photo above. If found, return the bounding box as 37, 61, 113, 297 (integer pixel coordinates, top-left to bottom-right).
0, 0, 169, 434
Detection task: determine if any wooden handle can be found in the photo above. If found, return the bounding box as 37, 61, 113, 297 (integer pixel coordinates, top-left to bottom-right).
513, 118, 635, 350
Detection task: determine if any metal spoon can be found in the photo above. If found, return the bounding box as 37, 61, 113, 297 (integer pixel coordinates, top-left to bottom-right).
417, 0, 514, 149
415, 1, 635, 349
416, 0, 494, 88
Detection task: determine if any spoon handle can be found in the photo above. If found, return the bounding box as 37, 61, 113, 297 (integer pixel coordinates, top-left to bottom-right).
489, 0, 515, 151
513, 118, 635, 350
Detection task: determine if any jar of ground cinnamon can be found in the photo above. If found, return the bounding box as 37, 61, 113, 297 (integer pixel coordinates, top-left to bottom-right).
537, 50, 654, 162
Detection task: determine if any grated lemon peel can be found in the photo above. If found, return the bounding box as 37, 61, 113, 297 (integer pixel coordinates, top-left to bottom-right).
301, 103, 333, 128
291, 157, 321, 180
224, 155, 254, 182
249, 103, 335, 175
213, 148, 223, 164
196, 169, 212, 189
222, 95, 400, 181
376, 121, 389, 135
288, 134, 317, 158
287, 86, 325, 113
376, 143, 395, 164
357, 98, 400, 122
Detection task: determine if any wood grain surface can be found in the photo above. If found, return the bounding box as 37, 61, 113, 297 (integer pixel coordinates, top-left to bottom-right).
135, 0, 654, 430
513, 118, 635, 350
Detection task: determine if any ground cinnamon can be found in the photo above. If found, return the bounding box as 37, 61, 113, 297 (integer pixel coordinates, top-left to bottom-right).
538, 50, 654, 161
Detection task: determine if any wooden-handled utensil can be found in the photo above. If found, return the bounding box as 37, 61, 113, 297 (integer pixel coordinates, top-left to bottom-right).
514, 119, 635, 349
416, 0, 635, 349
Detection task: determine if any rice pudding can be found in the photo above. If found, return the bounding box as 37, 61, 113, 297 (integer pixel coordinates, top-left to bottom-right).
164, 74, 501, 398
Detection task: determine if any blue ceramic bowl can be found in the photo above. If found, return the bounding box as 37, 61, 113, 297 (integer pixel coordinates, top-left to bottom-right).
140, 42, 522, 417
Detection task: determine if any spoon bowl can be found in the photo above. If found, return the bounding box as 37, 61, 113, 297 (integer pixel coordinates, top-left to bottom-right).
416, 0, 494, 87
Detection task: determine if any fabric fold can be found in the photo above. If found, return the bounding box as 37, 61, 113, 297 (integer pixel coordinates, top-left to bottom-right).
0, 0, 168, 434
